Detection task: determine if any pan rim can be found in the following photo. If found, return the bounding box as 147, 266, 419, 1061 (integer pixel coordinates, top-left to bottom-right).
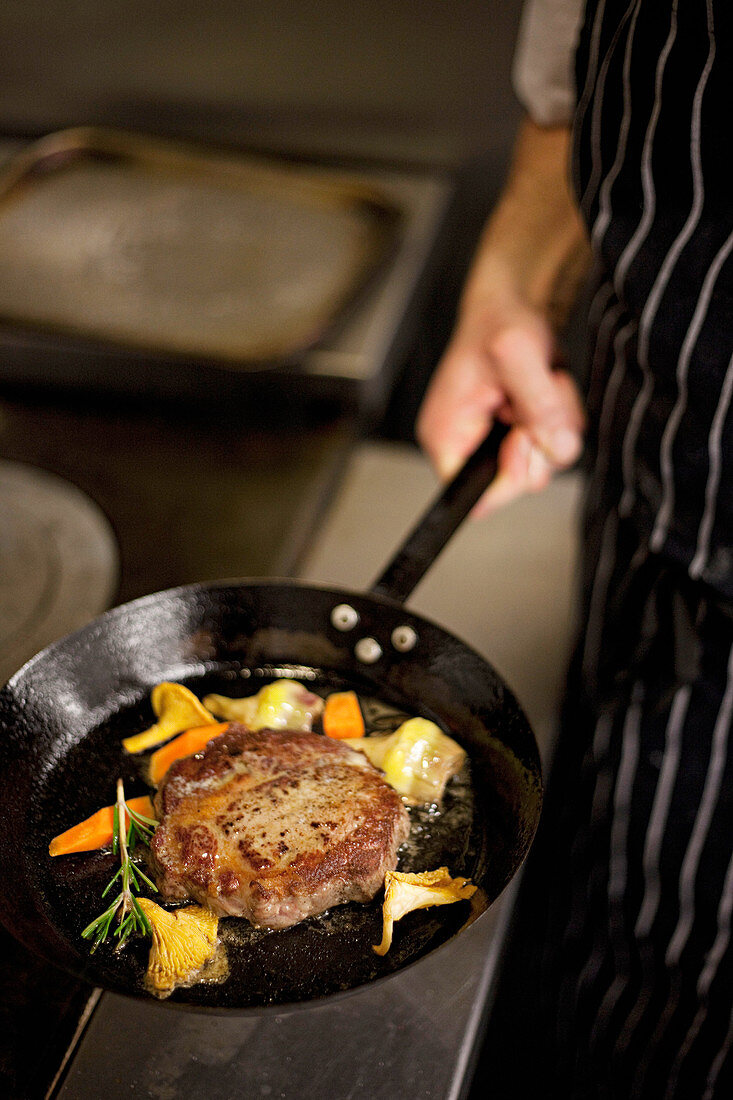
0, 575, 541, 1012
2, 574, 517, 703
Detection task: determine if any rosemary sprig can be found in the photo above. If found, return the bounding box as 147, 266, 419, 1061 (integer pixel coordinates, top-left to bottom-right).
82, 778, 158, 952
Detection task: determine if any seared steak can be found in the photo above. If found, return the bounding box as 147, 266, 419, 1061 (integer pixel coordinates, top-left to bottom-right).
150, 723, 410, 929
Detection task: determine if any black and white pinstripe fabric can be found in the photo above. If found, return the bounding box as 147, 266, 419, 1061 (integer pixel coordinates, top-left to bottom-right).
538, 2, 733, 1096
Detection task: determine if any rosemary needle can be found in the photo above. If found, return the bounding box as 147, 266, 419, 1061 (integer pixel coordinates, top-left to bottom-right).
82, 778, 158, 952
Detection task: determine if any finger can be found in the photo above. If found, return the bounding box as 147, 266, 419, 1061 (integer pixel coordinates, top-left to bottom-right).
471, 427, 554, 518
490, 327, 583, 465
416, 343, 503, 481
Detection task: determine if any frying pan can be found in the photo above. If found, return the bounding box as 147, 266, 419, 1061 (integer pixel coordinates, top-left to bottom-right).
0, 421, 542, 1012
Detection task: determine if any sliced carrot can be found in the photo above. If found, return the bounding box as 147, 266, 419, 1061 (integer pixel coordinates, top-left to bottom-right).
147, 721, 230, 787
49, 795, 156, 857
323, 691, 365, 739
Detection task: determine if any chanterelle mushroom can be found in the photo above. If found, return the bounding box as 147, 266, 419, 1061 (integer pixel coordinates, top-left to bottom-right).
122, 683, 215, 754
137, 897, 224, 997
373, 867, 477, 956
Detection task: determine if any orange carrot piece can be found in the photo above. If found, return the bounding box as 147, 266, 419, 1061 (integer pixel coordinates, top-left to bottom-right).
147, 721, 229, 786
323, 691, 365, 739
49, 795, 156, 857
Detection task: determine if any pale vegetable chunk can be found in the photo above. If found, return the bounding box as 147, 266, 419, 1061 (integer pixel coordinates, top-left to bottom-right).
344, 717, 466, 803
373, 867, 477, 956
203, 679, 324, 731
122, 683, 214, 754
138, 897, 224, 998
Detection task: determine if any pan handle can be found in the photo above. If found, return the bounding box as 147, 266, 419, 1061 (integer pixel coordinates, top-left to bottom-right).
370, 420, 510, 605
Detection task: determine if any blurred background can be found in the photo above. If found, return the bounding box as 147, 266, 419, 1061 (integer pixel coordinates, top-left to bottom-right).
1, 1, 522, 166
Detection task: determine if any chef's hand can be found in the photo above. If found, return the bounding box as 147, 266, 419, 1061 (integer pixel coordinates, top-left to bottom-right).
417, 118, 590, 516
416, 293, 584, 516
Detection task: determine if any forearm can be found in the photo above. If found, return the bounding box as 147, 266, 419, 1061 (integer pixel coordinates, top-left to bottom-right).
416, 116, 589, 511
459, 116, 591, 332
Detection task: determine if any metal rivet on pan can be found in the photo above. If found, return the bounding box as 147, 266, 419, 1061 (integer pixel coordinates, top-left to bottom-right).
355, 636, 382, 664
391, 625, 418, 652
331, 603, 359, 631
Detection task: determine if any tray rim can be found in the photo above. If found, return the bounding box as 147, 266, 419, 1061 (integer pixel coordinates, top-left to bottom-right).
0, 126, 402, 366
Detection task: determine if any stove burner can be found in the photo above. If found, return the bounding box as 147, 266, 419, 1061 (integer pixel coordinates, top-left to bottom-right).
0, 461, 118, 685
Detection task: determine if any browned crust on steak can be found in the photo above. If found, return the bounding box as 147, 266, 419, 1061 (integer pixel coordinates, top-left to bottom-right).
150, 724, 410, 929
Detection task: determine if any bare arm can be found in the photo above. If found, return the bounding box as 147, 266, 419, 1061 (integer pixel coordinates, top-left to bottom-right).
417, 116, 591, 514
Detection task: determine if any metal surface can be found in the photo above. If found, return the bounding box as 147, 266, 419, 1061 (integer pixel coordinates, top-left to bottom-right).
54, 892, 513, 1100
0, 460, 118, 686
0, 128, 400, 365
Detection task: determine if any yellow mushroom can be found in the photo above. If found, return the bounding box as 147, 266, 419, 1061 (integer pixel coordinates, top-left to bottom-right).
344, 717, 466, 804
122, 683, 215, 754
137, 897, 224, 998
203, 679, 324, 732
373, 867, 477, 956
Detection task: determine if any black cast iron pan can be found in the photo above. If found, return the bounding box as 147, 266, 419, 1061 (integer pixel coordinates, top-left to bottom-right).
0, 421, 542, 1013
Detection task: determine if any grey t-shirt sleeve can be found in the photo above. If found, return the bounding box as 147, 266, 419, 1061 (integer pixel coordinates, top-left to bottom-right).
512, 0, 585, 125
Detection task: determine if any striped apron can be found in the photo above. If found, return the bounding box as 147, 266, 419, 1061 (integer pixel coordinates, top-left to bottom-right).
495, 3, 733, 1097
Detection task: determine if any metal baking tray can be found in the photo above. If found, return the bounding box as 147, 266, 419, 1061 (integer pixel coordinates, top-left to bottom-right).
0, 128, 401, 365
